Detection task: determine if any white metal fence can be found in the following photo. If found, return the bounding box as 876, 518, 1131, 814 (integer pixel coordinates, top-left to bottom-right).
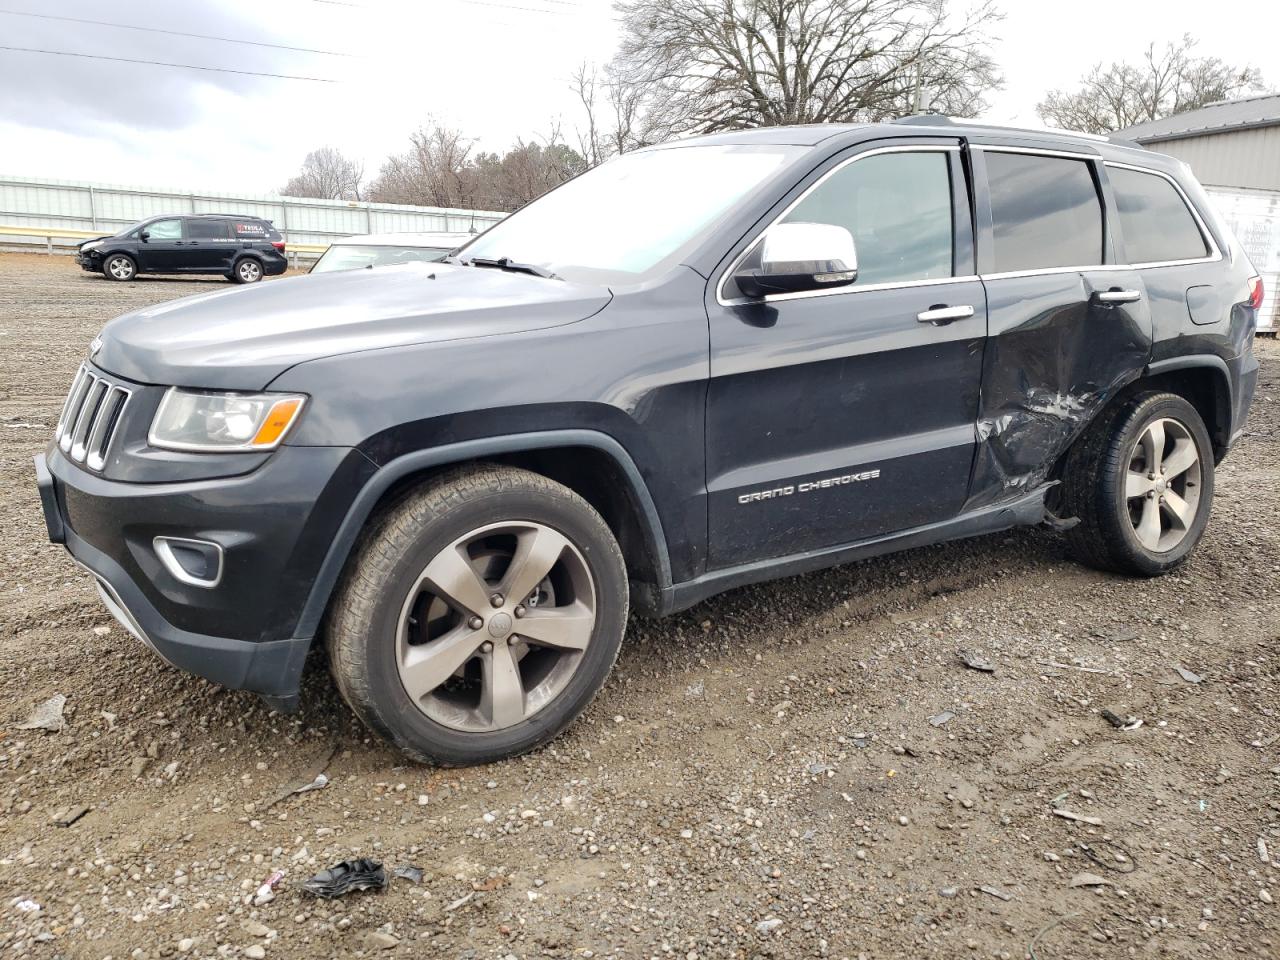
0, 174, 506, 258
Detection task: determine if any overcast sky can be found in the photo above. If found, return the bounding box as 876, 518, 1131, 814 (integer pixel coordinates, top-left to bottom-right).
0, 0, 1276, 196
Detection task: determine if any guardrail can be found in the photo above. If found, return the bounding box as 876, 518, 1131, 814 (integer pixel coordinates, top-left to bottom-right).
0, 224, 329, 262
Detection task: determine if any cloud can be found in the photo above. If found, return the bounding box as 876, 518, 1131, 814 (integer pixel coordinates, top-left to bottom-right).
0, 0, 326, 136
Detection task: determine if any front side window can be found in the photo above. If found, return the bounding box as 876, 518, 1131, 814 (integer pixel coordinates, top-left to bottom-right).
781, 151, 954, 286
460, 144, 803, 284
187, 219, 230, 240
986, 152, 1104, 272
1109, 166, 1209, 264
145, 219, 182, 241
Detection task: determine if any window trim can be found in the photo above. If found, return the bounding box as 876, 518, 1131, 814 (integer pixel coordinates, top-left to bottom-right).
975, 145, 1111, 279
1102, 160, 1221, 268
715, 144, 976, 307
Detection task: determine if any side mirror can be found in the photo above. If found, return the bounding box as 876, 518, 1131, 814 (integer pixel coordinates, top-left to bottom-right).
139, 231, 151, 242
734, 222, 857, 300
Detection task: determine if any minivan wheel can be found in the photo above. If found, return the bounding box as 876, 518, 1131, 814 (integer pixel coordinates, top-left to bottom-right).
103, 253, 136, 281
1060, 391, 1215, 576
231, 258, 263, 283
326, 464, 628, 765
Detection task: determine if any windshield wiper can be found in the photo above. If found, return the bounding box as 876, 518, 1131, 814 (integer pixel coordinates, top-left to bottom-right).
459, 256, 560, 280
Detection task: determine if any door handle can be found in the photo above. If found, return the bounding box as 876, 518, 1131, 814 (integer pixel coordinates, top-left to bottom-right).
1093, 289, 1141, 304
916, 304, 975, 325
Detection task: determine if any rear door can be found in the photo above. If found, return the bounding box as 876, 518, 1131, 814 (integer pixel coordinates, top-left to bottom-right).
965, 145, 1154, 509
705, 140, 986, 567
183, 218, 235, 271
135, 218, 185, 272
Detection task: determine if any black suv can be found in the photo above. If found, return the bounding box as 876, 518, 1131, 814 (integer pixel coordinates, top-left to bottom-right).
76, 214, 288, 284
36, 120, 1261, 765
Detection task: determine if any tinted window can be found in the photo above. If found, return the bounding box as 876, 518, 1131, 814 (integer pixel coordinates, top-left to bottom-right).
1109, 167, 1209, 263
187, 219, 230, 240
232, 220, 271, 239
145, 219, 182, 241
782, 151, 953, 285
986, 152, 1103, 272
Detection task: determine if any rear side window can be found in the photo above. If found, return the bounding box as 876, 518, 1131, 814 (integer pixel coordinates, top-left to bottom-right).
781, 151, 953, 286
986, 152, 1104, 272
187, 219, 230, 240
232, 220, 271, 240
1109, 167, 1209, 264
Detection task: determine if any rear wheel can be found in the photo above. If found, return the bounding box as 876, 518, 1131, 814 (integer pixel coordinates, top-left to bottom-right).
102, 253, 136, 281
230, 258, 263, 283
1060, 391, 1214, 576
326, 464, 628, 765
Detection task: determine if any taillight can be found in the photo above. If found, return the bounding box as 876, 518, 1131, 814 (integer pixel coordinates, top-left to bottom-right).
272, 241, 286, 252
1247, 275, 1264, 311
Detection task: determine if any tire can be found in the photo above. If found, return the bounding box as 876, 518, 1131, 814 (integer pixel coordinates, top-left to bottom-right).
230, 257, 263, 283
102, 253, 136, 282
326, 463, 629, 765
1060, 391, 1215, 576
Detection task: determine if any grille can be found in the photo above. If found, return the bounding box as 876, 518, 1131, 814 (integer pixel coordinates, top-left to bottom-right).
54, 364, 131, 471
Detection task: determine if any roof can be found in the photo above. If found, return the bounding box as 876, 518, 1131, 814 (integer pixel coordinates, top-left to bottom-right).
1116, 94, 1280, 144
333, 231, 477, 247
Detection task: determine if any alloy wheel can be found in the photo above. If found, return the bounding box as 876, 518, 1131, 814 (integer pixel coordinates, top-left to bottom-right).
1125, 416, 1202, 552
395, 521, 597, 733
107, 257, 134, 280
238, 260, 261, 282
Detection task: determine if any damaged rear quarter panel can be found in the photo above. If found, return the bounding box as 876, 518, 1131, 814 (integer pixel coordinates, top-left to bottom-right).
966, 271, 1153, 509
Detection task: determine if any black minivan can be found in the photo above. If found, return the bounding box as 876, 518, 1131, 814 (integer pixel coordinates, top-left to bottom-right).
76, 214, 289, 283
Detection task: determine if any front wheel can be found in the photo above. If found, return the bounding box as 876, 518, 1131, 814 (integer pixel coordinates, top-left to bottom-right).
102, 253, 136, 281
1060, 391, 1215, 576
326, 464, 629, 765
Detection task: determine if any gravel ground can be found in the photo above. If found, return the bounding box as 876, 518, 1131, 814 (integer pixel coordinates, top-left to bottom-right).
1, 250, 1278, 960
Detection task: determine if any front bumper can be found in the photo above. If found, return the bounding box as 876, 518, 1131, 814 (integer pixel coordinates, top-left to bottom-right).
36, 444, 375, 708
77, 253, 101, 272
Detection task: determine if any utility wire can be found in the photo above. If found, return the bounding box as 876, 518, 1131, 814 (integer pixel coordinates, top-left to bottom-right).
0, 46, 337, 82
0, 9, 355, 56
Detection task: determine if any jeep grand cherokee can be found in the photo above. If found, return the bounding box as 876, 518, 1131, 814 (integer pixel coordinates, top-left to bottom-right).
36, 119, 1261, 765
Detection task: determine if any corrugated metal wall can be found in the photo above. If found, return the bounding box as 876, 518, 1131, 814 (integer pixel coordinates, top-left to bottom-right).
1151, 127, 1280, 192
1207, 186, 1280, 332
0, 175, 505, 250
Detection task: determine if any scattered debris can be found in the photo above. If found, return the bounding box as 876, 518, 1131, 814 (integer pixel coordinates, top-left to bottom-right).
50, 804, 90, 827
756, 918, 783, 934
15, 899, 40, 913
443, 891, 474, 912
1175, 665, 1203, 684
1101, 709, 1143, 731
1078, 840, 1136, 874
393, 864, 424, 884
978, 884, 1013, 901
363, 931, 400, 950
241, 920, 271, 937
1260, 838, 1270, 864
471, 875, 507, 892
303, 859, 387, 899
1261, 889, 1274, 905
17, 694, 66, 732
1052, 809, 1103, 826
99, 711, 116, 730
1040, 660, 1109, 674
957, 649, 995, 673
1028, 912, 1082, 960
888, 610, 924, 625
252, 870, 285, 907
807, 762, 833, 775
928, 711, 955, 727
1067, 872, 1110, 888
264, 748, 337, 809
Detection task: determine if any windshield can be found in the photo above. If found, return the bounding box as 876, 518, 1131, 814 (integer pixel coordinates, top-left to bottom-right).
311, 244, 454, 274
460, 144, 801, 284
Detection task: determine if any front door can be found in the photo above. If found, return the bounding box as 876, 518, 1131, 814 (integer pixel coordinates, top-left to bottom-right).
705, 142, 987, 568
135, 218, 185, 272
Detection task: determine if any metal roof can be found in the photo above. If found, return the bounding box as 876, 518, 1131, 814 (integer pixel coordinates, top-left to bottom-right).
1116, 94, 1280, 144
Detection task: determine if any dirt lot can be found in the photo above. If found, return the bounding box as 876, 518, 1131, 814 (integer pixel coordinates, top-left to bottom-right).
1, 250, 1278, 960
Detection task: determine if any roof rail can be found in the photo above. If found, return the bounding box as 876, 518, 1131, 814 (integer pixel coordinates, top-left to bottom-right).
891, 114, 1113, 142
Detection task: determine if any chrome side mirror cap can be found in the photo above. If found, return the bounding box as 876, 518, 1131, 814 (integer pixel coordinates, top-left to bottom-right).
734, 222, 858, 300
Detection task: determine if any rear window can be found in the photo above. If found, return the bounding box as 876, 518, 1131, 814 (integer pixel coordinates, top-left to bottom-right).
986, 152, 1104, 272
1109, 166, 1209, 264
187, 219, 230, 240
232, 220, 276, 240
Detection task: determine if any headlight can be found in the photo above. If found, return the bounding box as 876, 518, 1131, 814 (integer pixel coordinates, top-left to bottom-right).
81, 241, 102, 253
148, 389, 306, 452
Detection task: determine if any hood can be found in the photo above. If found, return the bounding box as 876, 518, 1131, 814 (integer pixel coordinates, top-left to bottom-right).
94, 262, 612, 389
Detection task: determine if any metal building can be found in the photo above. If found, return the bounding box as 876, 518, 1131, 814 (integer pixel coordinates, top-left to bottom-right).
1119, 94, 1280, 332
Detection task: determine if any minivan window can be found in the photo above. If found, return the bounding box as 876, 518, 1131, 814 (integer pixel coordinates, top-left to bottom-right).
187, 219, 230, 241
782, 151, 953, 286
986, 152, 1103, 272
1109, 166, 1209, 264
145, 219, 183, 241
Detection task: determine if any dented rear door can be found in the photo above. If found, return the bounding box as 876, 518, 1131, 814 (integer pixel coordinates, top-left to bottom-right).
965, 144, 1153, 510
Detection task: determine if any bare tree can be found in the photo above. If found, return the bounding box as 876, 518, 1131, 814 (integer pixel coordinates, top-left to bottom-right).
280, 146, 363, 200
571, 61, 648, 166
609, 0, 1002, 139
1037, 36, 1267, 134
